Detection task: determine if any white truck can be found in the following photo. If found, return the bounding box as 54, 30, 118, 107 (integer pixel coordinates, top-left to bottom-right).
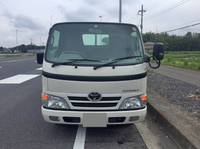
37, 22, 164, 127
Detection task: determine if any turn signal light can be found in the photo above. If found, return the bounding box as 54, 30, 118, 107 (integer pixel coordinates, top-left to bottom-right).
141, 95, 147, 101
42, 94, 48, 100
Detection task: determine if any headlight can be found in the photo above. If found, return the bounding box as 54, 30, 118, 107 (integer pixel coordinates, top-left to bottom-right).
42, 94, 70, 109
119, 95, 147, 109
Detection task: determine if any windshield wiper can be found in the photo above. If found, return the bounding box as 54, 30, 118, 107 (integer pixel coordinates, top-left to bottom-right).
52, 59, 101, 67
93, 56, 142, 70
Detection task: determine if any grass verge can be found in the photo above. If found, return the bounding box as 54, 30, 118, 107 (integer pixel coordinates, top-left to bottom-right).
147, 51, 200, 71
0, 53, 36, 59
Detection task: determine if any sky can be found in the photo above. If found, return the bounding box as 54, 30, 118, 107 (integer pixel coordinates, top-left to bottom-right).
0, 0, 200, 48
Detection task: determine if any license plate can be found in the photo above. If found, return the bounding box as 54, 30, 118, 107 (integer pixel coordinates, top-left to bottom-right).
82, 113, 107, 127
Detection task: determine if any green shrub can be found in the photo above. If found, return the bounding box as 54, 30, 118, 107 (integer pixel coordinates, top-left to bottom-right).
198, 65, 200, 70
183, 60, 188, 66
167, 57, 173, 63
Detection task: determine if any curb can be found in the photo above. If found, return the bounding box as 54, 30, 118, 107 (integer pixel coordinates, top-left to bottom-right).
147, 88, 199, 149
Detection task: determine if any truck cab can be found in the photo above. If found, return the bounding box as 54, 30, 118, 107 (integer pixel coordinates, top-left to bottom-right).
37, 22, 164, 127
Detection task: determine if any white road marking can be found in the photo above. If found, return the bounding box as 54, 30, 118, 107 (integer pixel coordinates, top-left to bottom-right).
0, 66, 2, 68
73, 125, 86, 149
0, 59, 27, 64
36, 67, 42, 70
0, 74, 40, 84
7, 59, 27, 62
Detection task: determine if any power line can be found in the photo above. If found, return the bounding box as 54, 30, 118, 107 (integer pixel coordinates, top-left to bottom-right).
128, 13, 138, 22
145, 0, 188, 21
146, 0, 184, 11
129, 0, 167, 23
141, 0, 159, 7
145, 0, 161, 10
129, 0, 163, 23
158, 19, 200, 33
145, 0, 167, 11
161, 22, 200, 33
145, 0, 187, 21
129, 0, 186, 25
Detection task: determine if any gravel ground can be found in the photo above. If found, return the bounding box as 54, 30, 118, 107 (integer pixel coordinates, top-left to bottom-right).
147, 71, 200, 118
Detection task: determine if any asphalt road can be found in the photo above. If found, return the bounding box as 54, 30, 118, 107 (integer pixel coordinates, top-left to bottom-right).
149, 64, 200, 87
0, 56, 178, 149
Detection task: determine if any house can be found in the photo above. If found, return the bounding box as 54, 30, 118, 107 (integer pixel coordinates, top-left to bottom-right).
3, 48, 12, 53
27, 49, 44, 53
144, 42, 154, 52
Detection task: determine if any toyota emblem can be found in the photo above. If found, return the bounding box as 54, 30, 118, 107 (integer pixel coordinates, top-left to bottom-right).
87, 92, 102, 101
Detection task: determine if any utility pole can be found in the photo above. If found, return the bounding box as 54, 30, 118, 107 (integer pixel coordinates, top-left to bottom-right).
40, 37, 41, 50
16, 30, 19, 52
30, 38, 32, 50
155, 27, 158, 43
99, 16, 102, 22
119, 0, 122, 22
50, 15, 52, 28
138, 5, 146, 34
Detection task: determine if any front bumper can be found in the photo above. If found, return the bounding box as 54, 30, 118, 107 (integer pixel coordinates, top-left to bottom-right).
42, 106, 147, 127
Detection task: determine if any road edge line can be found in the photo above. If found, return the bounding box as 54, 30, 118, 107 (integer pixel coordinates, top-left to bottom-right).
73, 125, 86, 149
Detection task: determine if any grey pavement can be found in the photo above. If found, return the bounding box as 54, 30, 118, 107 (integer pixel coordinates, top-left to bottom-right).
148, 65, 200, 149
150, 64, 200, 87
147, 88, 200, 149
0, 57, 178, 149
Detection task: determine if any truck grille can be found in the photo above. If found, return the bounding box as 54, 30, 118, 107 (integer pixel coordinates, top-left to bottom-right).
68, 96, 121, 108
71, 102, 117, 107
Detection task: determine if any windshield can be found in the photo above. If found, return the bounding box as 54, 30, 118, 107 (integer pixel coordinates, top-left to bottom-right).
46, 23, 144, 66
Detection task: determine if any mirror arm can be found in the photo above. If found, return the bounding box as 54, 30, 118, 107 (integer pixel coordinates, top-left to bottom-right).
148, 56, 161, 69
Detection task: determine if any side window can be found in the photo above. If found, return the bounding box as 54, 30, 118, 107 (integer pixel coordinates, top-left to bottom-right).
131, 32, 142, 56
131, 32, 137, 49
82, 34, 109, 46
49, 30, 60, 59
51, 30, 60, 48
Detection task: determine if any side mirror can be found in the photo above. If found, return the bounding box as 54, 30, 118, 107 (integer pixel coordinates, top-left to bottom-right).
37, 53, 44, 64
153, 43, 164, 61
148, 43, 164, 69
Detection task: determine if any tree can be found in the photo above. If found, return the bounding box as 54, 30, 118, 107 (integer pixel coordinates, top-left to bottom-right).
0, 46, 4, 52
10, 44, 45, 53
142, 32, 200, 51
